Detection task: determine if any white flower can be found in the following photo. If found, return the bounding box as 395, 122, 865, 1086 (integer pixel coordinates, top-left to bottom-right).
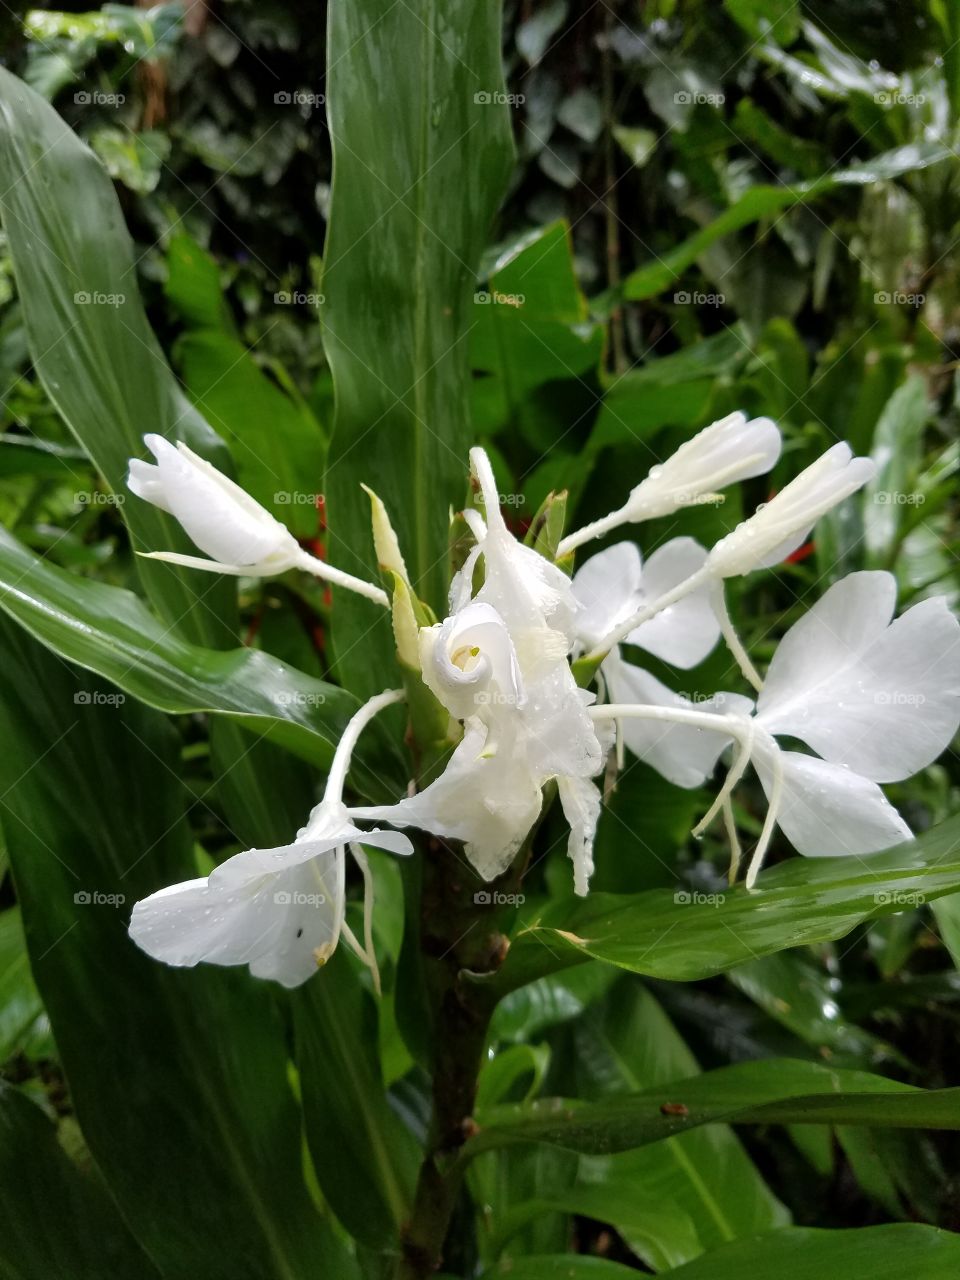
128, 800, 412, 988
128, 433, 303, 576
708, 443, 876, 578
360, 449, 605, 893
583, 442, 877, 665
129, 690, 411, 986
419, 601, 525, 723
602, 651, 752, 788
601, 572, 960, 884
354, 721, 543, 881
572, 538, 719, 668
128, 434, 388, 605
744, 571, 960, 868
558, 411, 781, 556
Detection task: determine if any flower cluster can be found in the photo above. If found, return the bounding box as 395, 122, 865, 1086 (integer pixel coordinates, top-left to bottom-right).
126, 414, 960, 986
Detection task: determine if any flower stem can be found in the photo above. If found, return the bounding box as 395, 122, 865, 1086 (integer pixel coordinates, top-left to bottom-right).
295, 547, 390, 607
395, 837, 516, 1278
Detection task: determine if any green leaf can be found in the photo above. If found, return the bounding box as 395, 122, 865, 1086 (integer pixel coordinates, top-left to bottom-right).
568, 983, 787, 1268
0, 432, 88, 479
0, 525, 400, 798
0, 619, 327, 1277
472, 815, 960, 997
0, 67, 234, 645
471, 220, 603, 447
663, 1224, 960, 1279
89, 126, 170, 194
322, 0, 514, 690
623, 143, 953, 302
0, 908, 50, 1062
467, 1058, 960, 1158
295, 949, 420, 1249
0, 1082, 156, 1279
166, 236, 326, 539
483, 1259, 640, 1278
724, 0, 799, 43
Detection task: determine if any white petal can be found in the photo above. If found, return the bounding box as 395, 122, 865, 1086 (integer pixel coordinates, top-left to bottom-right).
709, 444, 875, 577
603, 653, 752, 788
753, 743, 912, 858
557, 774, 602, 896
571, 542, 644, 651
126, 458, 172, 513
419, 601, 525, 720
625, 412, 782, 520
132, 435, 298, 570
356, 721, 543, 881
128, 849, 345, 988
626, 537, 719, 668
758, 572, 960, 781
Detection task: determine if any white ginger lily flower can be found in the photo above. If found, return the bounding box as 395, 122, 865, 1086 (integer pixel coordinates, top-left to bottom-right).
583, 441, 876, 690
558, 411, 781, 556
418, 601, 526, 724
353, 720, 544, 882
129, 691, 412, 987
571, 538, 719, 668
367, 448, 605, 892
596, 572, 960, 888
128, 434, 387, 606
707, 442, 876, 578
